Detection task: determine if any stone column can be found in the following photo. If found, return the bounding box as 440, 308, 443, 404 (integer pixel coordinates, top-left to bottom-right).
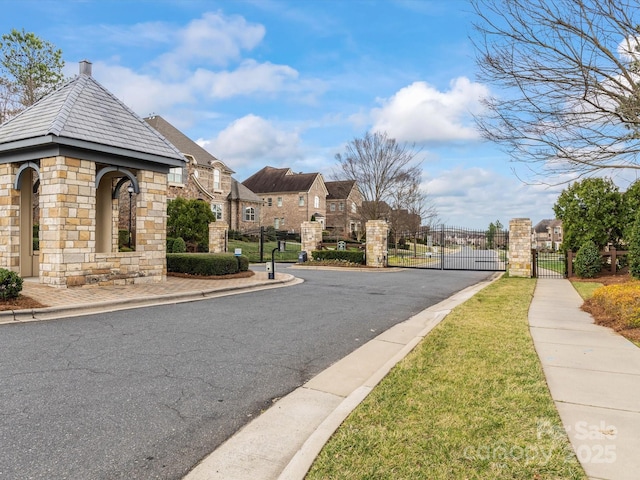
366, 220, 389, 268
39, 156, 97, 287
300, 221, 322, 259
0, 163, 20, 271
508, 218, 533, 277
209, 221, 229, 253
135, 170, 168, 282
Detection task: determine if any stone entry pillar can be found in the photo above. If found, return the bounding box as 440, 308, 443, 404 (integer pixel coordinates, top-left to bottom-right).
301, 221, 322, 259
209, 221, 228, 253
0, 163, 19, 272
366, 220, 389, 268
509, 218, 533, 277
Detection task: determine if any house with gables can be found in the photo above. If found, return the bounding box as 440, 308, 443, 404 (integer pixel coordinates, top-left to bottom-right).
325, 180, 363, 238
143, 115, 261, 232
242, 166, 328, 232
533, 219, 563, 251
0, 61, 184, 287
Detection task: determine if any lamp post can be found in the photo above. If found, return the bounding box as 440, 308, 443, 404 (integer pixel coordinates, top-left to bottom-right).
127, 185, 134, 249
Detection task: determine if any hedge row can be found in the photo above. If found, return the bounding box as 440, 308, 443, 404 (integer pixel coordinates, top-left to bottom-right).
167, 253, 249, 276
311, 250, 365, 264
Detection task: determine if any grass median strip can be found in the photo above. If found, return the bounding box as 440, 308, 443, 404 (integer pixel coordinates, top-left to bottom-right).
307, 277, 586, 479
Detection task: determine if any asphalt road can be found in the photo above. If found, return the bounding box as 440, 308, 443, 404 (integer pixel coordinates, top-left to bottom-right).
0, 267, 492, 479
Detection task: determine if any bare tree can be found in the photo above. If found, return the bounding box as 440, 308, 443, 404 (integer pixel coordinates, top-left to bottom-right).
334, 131, 436, 228
473, 0, 640, 181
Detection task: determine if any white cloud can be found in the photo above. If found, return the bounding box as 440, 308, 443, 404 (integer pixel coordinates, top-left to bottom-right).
190, 60, 299, 99
198, 114, 304, 175
155, 12, 266, 74
425, 167, 558, 227
96, 62, 194, 116
371, 78, 489, 143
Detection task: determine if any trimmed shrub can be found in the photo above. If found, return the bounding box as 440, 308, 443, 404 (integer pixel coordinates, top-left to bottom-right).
118, 229, 130, 248
166, 237, 176, 253
167, 253, 249, 276
172, 237, 187, 253
236, 255, 249, 272
0, 268, 23, 300
630, 211, 640, 279
311, 249, 365, 264
574, 241, 601, 278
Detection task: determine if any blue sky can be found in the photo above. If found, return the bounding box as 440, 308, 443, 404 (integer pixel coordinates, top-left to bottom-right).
1, 0, 564, 228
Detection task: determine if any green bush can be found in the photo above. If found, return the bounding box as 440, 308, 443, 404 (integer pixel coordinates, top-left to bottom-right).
172, 237, 187, 253
33, 238, 39, 251
236, 255, 249, 272
0, 268, 23, 300
574, 241, 602, 278
312, 250, 365, 264
118, 229, 130, 248
629, 211, 640, 279
166, 237, 176, 252
167, 253, 248, 276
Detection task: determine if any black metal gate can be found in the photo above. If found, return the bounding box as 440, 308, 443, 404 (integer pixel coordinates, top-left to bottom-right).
387, 225, 508, 271
532, 250, 566, 278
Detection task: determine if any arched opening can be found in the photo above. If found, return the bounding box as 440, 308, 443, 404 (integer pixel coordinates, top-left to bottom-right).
15, 163, 40, 277
95, 167, 138, 253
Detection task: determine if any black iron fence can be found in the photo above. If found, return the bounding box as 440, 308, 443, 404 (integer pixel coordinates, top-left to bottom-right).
228, 227, 301, 262
387, 225, 508, 271
532, 250, 566, 278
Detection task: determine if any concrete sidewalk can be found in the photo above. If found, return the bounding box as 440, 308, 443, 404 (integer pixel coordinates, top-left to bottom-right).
529, 279, 640, 480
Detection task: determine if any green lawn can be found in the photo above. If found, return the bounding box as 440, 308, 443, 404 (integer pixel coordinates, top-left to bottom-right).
228, 239, 301, 262
307, 277, 586, 479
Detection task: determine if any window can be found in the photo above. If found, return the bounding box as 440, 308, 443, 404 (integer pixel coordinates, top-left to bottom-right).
314, 195, 319, 208
339, 202, 344, 211
280, 217, 285, 226
211, 203, 223, 220
299, 195, 304, 206
267, 197, 272, 206
277, 197, 283, 207
274, 218, 280, 229
351, 202, 357, 213
330, 203, 336, 212
213, 168, 221, 190
168, 167, 183, 184
244, 207, 255, 222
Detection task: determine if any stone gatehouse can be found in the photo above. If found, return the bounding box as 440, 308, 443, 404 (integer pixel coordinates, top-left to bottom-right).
0, 61, 185, 287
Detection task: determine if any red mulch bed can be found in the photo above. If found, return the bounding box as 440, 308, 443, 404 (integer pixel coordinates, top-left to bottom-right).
0, 295, 47, 311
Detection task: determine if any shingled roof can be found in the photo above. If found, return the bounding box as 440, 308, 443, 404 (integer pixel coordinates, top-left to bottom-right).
144, 114, 233, 173
325, 180, 357, 199
0, 61, 184, 168
242, 166, 322, 193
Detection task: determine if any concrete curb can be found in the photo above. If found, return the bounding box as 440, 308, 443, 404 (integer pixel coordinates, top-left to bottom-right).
184, 272, 501, 480
0, 274, 301, 324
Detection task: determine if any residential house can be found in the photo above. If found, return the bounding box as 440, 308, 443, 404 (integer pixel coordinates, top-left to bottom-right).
143, 115, 262, 232
242, 166, 328, 232
325, 180, 363, 238
533, 219, 563, 251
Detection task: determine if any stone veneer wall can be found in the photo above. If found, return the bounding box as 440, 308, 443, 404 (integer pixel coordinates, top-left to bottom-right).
508, 218, 533, 278
37, 156, 168, 287
366, 220, 389, 268
209, 222, 228, 253
0, 163, 19, 271
300, 221, 322, 257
